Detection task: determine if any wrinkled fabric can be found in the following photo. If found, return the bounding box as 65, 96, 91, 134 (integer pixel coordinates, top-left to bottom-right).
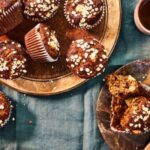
0, 0, 150, 149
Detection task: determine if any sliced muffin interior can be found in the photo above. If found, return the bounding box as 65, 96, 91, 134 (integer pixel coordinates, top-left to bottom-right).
106, 74, 140, 99
106, 74, 150, 134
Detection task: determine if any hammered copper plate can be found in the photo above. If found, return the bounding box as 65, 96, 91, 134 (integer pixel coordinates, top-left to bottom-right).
96, 60, 150, 150
0, 0, 121, 95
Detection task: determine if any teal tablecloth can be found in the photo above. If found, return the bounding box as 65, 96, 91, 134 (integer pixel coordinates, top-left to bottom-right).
0, 0, 150, 149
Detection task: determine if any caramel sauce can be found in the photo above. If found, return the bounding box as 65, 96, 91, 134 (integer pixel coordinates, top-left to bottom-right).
139, 0, 150, 30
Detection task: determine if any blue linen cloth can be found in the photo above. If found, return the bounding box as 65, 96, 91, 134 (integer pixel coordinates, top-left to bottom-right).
0, 0, 150, 149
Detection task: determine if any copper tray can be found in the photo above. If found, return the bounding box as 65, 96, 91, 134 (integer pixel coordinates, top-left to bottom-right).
96, 59, 150, 150
0, 0, 121, 95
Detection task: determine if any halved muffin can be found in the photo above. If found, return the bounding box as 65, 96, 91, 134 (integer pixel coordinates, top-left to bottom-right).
111, 96, 150, 134
106, 74, 140, 99
106, 74, 150, 134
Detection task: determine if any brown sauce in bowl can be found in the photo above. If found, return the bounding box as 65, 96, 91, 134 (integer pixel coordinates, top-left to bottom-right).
139, 0, 150, 30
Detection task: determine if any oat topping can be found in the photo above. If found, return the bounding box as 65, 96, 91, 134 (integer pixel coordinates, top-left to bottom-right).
66, 37, 107, 79
125, 97, 150, 133
0, 92, 11, 127
0, 104, 4, 110
23, 0, 60, 21
112, 96, 150, 134
65, 0, 105, 29
44, 27, 60, 51
12, 117, 15, 121
0, 40, 27, 79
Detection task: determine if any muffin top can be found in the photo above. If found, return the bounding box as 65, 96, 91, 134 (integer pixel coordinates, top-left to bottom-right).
23, 0, 60, 21
120, 97, 150, 134
106, 74, 140, 99
65, 0, 105, 29
0, 92, 11, 127
66, 35, 107, 79
0, 0, 17, 13
37, 24, 60, 60
111, 96, 150, 135
0, 40, 27, 79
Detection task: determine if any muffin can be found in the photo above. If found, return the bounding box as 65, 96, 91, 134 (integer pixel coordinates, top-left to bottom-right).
106, 74, 150, 134
64, 0, 105, 30
0, 92, 12, 127
23, 0, 60, 22
111, 96, 150, 135
0, 40, 28, 79
66, 34, 107, 79
0, 0, 23, 35
25, 23, 60, 62
106, 74, 140, 99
